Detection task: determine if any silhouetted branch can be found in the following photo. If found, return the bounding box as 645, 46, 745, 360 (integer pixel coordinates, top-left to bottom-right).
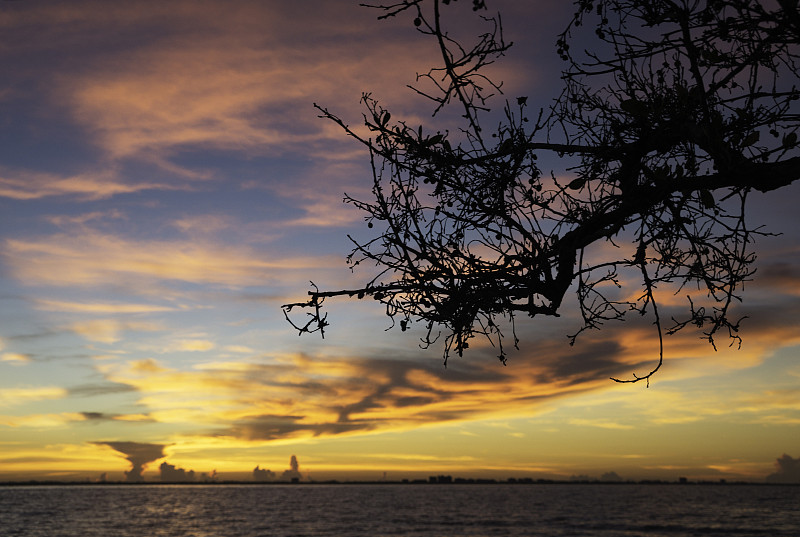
284, 0, 800, 383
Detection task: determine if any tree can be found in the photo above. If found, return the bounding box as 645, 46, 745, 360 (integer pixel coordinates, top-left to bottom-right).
284, 0, 800, 384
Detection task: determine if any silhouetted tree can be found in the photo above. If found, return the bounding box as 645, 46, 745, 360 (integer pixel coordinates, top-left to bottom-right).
285, 0, 800, 384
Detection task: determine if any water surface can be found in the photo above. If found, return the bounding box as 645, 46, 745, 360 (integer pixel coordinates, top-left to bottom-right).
1, 483, 798, 536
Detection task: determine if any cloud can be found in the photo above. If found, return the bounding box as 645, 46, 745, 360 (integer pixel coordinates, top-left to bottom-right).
4, 232, 331, 290
172, 215, 234, 236
754, 261, 800, 297
100, 343, 621, 444
0, 387, 68, 407
70, 319, 163, 344
129, 359, 168, 375
567, 419, 635, 430
94, 441, 166, 482
766, 454, 800, 484
280, 455, 303, 482
91, 287, 800, 444
159, 461, 195, 483
0, 168, 175, 201
600, 471, 623, 482
1, 352, 32, 365
252, 465, 276, 482
78, 411, 153, 423
43, 1, 433, 169
67, 382, 137, 398
224, 345, 256, 354
0, 413, 86, 428
36, 299, 178, 314
172, 339, 216, 352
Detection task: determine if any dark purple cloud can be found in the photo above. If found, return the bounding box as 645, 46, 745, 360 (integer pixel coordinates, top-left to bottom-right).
93, 441, 165, 482
766, 453, 800, 484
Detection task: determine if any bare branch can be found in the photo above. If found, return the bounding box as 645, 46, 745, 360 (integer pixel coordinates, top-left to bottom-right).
284, 0, 800, 383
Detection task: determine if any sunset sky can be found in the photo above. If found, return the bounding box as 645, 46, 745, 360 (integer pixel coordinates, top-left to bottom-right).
1, 0, 799, 484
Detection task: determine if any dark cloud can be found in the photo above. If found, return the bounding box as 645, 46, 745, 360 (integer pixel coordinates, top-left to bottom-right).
93, 441, 165, 482
224, 414, 370, 441
395, 395, 436, 408
734, 299, 800, 335
537, 339, 631, 385
81, 412, 111, 421
756, 261, 800, 290
4, 329, 62, 343
280, 455, 303, 482
80, 411, 153, 423
600, 471, 623, 482
210, 336, 646, 443
159, 461, 195, 483
68, 382, 137, 397
766, 453, 800, 484
253, 465, 275, 482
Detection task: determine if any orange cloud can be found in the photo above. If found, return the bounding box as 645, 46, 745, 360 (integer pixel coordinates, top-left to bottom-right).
97, 347, 614, 445
50, 2, 436, 169
0, 168, 174, 201
4, 232, 335, 290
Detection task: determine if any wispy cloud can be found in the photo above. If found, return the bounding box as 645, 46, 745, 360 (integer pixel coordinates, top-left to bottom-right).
567, 418, 635, 430
0, 168, 174, 201
36, 299, 179, 314
0, 387, 68, 407
98, 347, 616, 444
70, 319, 163, 344
171, 339, 216, 352
0, 413, 87, 428
4, 232, 333, 290
1, 353, 32, 365
48, 1, 434, 169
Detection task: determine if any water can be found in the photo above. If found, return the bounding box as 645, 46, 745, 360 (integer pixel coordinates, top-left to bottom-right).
0, 483, 798, 536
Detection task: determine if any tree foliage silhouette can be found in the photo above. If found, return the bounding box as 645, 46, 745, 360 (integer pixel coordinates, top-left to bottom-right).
284, 0, 800, 384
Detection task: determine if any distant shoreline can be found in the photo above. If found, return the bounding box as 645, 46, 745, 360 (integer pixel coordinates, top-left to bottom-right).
1, 479, 796, 487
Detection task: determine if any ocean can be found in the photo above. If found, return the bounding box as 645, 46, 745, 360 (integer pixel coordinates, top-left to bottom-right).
0, 483, 798, 536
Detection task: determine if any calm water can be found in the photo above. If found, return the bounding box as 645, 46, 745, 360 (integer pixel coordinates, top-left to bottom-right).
0, 483, 798, 536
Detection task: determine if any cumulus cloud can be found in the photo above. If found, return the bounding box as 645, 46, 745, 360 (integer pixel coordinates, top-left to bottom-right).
280, 455, 303, 482
159, 461, 195, 483
253, 465, 276, 482
766, 454, 800, 484
94, 441, 166, 482
600, 471, 623, 482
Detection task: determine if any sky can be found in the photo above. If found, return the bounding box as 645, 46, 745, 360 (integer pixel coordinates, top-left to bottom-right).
0, 0, 799, 484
